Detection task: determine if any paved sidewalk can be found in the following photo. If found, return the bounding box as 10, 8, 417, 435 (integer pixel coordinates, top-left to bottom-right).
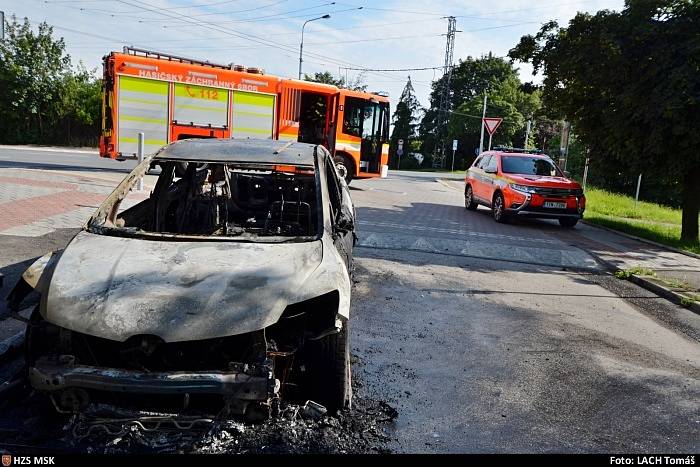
0, 167, 155, 341
558, 225, 700, 306
0, 168, 154, 237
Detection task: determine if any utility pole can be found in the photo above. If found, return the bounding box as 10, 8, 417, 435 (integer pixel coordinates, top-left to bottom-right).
635, 174, 642, 206
524, 120, 531, 150
559, 121, 571, 170
478, 93, 487, 155
433, 16, 458, 169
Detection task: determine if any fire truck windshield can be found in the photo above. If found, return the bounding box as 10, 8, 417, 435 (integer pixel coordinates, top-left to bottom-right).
344, 98, 389, 143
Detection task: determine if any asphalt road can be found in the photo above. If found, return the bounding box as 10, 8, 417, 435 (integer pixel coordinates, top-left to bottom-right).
348, 173, 699, 453
0, 146, 698, 453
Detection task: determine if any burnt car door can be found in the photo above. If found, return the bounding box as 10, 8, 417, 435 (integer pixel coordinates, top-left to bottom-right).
324, 154, 355, 269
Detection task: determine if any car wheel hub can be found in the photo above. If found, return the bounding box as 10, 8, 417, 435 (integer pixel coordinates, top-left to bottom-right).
336, 162, 348, 180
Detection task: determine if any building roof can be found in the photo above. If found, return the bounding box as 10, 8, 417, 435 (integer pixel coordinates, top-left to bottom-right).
154, 138, 320, 166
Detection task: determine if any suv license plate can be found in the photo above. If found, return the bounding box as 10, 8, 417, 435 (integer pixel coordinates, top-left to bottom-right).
543, 201, 566, 209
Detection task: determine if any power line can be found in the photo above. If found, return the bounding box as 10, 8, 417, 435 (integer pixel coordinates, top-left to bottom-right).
113, 0, 412, 85
199, 6, 364, 25
78, 0, 287, 17
138, 1, 329, 23
340, 66, 445, 72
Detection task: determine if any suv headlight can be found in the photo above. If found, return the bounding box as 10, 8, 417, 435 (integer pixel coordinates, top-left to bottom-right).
510, 184, 536, 194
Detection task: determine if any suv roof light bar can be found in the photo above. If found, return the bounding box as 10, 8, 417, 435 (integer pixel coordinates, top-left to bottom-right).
492, 146, 545, 154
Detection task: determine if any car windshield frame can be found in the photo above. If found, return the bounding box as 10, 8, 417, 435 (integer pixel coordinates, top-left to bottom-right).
500, 155, 564, 177
86, 154, 324, 244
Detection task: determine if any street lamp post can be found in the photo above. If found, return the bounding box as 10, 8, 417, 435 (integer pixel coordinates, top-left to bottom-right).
299, 14, 330, 80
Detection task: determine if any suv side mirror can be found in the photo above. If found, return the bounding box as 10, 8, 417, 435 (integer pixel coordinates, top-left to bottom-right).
563, 170, 571, 178
484, 166, 497, 174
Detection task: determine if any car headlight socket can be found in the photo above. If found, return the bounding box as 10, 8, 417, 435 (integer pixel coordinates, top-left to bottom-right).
510, 184, 536, 194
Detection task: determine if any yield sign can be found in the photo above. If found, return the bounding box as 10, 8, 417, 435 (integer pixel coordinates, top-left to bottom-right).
483, 117, 503, 136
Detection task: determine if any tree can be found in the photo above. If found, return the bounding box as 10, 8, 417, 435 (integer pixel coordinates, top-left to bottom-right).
421, 55, 541, 169
389, 76, 422, 169
0, 16, 102, 146
0, 16, 70, 143
509, 0, 700, 244
303, 71, 367, 91
58, 63, 102, 146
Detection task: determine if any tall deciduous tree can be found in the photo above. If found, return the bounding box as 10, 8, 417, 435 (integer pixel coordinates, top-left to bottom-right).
0, 16, 101, 146
0, 17, 69, 142
423, 55, 540, 169
389, 76, 422, 169
420, 54, 518, 159
303, 71, 367, 91
509, 0, 700, 243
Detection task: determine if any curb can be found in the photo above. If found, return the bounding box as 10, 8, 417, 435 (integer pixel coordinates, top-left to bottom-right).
582, 248, 700, 315
581, 220, 700, 261
436, 178, 462, 192
0, 331, 24, 364
0, 144, 98, 155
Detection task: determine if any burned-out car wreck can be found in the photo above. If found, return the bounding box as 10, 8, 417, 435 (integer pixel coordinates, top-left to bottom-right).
7, 139, 357, 420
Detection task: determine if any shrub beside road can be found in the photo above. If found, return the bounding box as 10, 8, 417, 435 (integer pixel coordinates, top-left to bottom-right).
584, 187, 700, 255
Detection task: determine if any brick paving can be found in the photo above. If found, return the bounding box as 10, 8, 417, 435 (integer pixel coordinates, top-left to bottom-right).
0, 168, 152, 238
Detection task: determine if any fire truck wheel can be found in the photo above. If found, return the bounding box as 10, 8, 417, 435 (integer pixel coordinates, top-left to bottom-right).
333, 155, 354, 185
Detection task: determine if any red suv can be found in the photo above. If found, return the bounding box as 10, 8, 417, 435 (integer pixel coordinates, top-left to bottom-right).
464, 149, 585, 227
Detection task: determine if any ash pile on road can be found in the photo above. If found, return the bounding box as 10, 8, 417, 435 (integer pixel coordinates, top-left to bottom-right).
67, 396, 397, 454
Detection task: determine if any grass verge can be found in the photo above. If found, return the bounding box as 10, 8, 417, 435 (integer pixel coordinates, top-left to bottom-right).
583, 187, 700, 255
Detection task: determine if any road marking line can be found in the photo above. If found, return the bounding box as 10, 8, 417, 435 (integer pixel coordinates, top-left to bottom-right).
357, 220, 555, 244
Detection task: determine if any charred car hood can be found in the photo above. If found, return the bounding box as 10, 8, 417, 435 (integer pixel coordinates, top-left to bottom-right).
44, 231, 327, 342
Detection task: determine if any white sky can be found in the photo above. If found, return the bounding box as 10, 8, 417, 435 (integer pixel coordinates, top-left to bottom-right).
0, 0, 624, 114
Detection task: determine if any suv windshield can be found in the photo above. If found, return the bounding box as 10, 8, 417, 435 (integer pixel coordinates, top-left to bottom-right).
501, 156, 562, 176
90, 160, 320, 242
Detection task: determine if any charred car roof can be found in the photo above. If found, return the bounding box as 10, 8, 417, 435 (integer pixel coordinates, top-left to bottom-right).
153, 138, 319, 166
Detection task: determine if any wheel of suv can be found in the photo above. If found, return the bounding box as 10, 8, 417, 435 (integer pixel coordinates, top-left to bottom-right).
333, 155, 353, 185
465, 185, 478, 210
559, 217, 579, 228
492, 192, 508, 223
303, 321, 352, 413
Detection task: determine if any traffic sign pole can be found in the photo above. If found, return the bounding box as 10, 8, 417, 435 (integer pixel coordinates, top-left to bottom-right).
451, 139, 457, 172
478, 93, 487, 156
397, 139, 404, 170
482, 117, 503, 152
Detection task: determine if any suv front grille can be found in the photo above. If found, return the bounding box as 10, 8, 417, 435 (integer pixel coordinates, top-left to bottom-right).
532, 187, 583, 197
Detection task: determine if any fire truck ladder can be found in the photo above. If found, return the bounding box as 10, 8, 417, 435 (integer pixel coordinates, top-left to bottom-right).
123, 46, 235, 70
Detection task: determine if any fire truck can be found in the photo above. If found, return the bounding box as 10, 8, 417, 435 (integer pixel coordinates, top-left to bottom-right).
100, 47, 390, 183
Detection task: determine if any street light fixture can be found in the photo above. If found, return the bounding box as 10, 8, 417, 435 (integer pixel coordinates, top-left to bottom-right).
298, 14, 331, 80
